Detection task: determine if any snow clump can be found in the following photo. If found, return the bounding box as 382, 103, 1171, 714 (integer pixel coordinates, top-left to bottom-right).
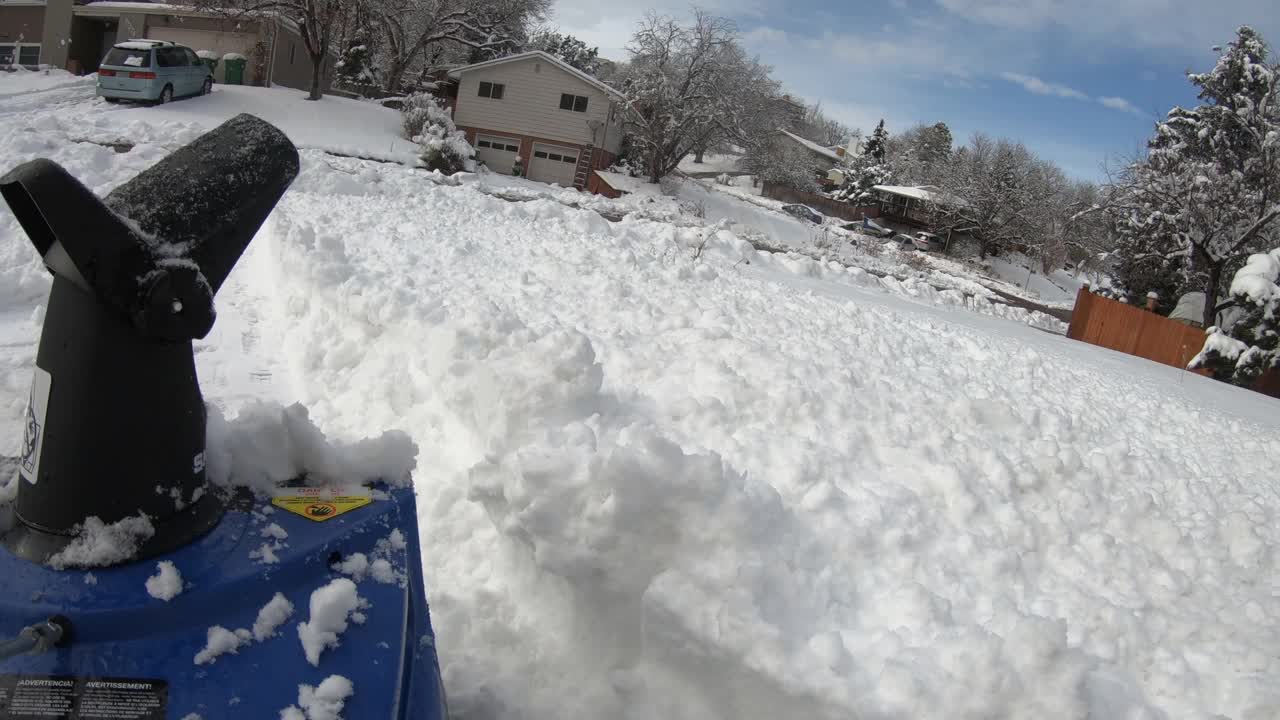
193, 626, 251, 665
145, 561, 183, 601
253, 592, 296, 641
46, 514, 155, 569
205, 400, 417, 493
297, 578, 363, 666
280, 675, 354, 720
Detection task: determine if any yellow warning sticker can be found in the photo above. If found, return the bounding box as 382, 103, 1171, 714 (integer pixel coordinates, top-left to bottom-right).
272, 487, 373, 522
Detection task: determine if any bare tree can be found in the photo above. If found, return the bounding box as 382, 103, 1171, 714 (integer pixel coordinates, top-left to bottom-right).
619, 11, 776, 184
797, 103, 852, 147
931, 134, 1044, 258
369, 0, 550, 93
197, 0, 349, 100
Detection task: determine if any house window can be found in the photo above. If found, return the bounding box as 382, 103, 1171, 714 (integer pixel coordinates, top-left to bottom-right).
478, 81, 505, 99
0, 44, 40, 66
559, 93, 588, 112
477, 137, 519, 152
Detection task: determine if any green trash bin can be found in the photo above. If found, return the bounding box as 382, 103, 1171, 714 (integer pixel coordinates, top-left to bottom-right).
197, 51, 220, 80
223, 55, 247, 85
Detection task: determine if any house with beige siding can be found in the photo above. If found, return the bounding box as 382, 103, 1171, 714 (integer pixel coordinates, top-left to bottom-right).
1, 0, 321, 91
448, 51, 625, 190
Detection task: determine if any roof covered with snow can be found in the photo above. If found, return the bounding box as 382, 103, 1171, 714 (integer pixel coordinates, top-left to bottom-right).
779, 129, 842, 162
871, 185, 938, 201
447, 51, 624, 100
113, 40, 168, 50
75, 1, 283, 24
592, 170, 660, 196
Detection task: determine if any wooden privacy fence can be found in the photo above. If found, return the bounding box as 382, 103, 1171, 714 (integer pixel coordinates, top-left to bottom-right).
1067, 288, 1208, 371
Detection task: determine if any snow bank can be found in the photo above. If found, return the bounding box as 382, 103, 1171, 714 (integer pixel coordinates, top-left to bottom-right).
46, 514, 155, 569
243, 151, 1280, 720
0, 67, 91, 99
145, 560, 183, 601
297, 578, 363, 666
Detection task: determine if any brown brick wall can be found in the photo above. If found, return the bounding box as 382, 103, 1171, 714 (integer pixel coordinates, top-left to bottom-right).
0, 6, 45, 43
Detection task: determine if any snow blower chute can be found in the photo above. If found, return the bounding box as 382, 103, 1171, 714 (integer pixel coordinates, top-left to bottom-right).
0, 114, 447, 720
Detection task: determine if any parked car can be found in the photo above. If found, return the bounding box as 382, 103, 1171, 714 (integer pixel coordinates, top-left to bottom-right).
97, 40, 214, 105
892, 234, 918, 250
781, 204, 824, 224
856, 217, 895, 238
912, 232, 946, 252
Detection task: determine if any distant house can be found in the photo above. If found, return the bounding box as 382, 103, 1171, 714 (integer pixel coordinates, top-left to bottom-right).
448, 50, 625, 190
870, 185, 966, 226
0, 0, 319, 90
776, 129, 845, 186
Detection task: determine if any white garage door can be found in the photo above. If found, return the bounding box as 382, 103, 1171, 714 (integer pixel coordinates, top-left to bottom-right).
145, 27, 255, 83
529, 143, 580, 187
475, 135, 521, 175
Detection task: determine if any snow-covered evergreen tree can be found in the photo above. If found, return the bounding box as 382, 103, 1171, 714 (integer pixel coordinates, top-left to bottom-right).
827, 119, 893, 205
1191, 248, 1280, 383
863, 119, 889, 164
829, 152, 892, 206
1106, 26, 1280, 327
335, 32, 378, 88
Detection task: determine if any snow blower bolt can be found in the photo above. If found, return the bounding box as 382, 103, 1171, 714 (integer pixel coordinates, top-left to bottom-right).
0, 114, 447, 719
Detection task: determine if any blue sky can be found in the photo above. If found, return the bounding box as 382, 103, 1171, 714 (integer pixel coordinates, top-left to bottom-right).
551, 0, 1280, 181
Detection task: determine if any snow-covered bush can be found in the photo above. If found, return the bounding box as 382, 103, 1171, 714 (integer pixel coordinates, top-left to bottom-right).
1191, 248, 1280, 383
400, 93, 474, 174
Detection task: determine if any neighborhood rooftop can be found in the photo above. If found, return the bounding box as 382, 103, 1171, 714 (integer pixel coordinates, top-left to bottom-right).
779, 129, 842, 162
448, 50, 625, 101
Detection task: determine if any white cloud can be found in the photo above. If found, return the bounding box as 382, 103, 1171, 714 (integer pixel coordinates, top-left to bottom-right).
1098, 96, 1143, 115
999, 71, 1088, 100
1000, 72, 1145, 115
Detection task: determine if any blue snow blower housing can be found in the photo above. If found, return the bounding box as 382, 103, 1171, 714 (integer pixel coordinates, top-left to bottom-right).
0, 115, 447, 719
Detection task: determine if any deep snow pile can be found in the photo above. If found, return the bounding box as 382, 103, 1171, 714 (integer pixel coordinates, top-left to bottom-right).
1, 73, 1279, 720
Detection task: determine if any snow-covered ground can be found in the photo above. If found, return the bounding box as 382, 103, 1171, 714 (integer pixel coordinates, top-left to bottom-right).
681, 176, 1092, 311
676, 152, 744, 175
3, 74, 1279, 720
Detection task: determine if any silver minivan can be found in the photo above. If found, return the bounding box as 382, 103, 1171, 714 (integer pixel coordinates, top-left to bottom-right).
96, 40, 213, 104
